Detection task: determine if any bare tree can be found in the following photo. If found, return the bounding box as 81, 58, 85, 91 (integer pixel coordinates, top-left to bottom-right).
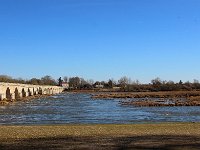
29, 78, 41, 85
132, 79, 140, 85
69, 77, 81, 89
41, 75, 57, 86
108, 79, 114, 88
87, 79, 94, 85
151, 77, 162, 85
118, 76, 130, 89
63, 76, 68, 82
194, 79, 199, 84
0, 75, 12, 82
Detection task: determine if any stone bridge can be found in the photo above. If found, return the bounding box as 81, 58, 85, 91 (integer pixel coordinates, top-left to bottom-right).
0, 82, 64, 101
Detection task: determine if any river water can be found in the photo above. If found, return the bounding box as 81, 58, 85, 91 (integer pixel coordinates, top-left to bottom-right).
0, 93, 199, 125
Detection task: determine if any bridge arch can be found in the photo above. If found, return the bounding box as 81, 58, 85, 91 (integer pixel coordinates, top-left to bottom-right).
28, 88, 32, 96
14, 88, 20, 100
22, 88, 26, 97
33, 88, 36, 95
38, 87, 43, 95
6, 87, 12, 100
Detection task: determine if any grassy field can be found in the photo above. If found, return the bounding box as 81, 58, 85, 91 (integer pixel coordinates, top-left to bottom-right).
0, 123, 200, 150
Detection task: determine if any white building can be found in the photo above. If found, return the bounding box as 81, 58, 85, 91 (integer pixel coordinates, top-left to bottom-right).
62, 82, 69, 89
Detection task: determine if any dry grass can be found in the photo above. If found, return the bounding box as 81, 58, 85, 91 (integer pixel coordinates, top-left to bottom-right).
0, 123, 200, 150
93, 91, 200, 106
0, 123, 199, 139
92, 91, 200, 99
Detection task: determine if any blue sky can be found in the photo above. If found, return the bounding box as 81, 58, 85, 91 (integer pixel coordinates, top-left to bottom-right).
0, 0, 200, 83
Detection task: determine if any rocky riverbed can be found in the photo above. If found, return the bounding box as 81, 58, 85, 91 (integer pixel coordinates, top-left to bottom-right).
0, 94, 54, 105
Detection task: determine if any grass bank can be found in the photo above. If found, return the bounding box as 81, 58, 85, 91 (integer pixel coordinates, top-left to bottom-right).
0, 123, 200, 149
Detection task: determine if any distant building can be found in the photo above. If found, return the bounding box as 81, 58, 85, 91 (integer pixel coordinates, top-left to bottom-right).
94, 82, 104, 88
95, 84, 104, 88
113, 86, 121, 90
62, 82, 69, 89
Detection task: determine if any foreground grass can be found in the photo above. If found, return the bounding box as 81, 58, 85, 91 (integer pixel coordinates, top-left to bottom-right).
0, 123, 200, 150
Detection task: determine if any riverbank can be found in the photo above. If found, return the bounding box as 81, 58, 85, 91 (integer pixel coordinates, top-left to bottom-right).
0, 123, 199, 150
92, 91, 200, 107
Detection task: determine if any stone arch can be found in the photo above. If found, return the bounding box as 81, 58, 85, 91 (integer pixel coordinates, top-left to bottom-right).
14, 88, 20, 100
50, 88, 53, 94
33, 88, 36, 95
38, 87, 43, 95
35, 88, 39, 95
6, 87, 12, 100
47, 88, 50, 94
22, 88, 26, 97
43, 88, 46, 95
28, 88, 32, 96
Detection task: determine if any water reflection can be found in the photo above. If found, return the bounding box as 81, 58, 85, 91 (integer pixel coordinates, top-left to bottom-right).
0, 93, 199, 125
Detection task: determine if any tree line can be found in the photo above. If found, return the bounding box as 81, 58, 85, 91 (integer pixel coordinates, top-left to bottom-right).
0, 75, 57, 86
0, 75, 200, 92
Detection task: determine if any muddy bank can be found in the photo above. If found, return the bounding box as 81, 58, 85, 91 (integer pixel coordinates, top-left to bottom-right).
92, 91, 200, 99
121, 97, 200, 107
92, 91, 200, 107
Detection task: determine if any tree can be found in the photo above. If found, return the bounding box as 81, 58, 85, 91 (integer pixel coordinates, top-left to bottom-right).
151, 77, 162, 85
80, 78, 87, 85
179, 80, 183, 85
132, 79, 140, 85
16, 78, 26, 84
108, 79, 117, 88
193, 79, 199, 84
29, 78, 41, 85
41, 75, 57, 86
87, 79, 94, 85
193, 79, 200, 89
185, 81, 191, 86
150, 77, 162, 91
108, 79, 114, 88
69, 77, 81, 89
0, 75, 12, 82
63, 76, 68, 82
118, 76, 130, 90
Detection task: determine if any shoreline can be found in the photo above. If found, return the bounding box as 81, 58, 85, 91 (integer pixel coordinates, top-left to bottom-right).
0, 123, 199, 149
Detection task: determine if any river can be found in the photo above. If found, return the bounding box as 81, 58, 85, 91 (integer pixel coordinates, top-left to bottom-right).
0, 93, 199, 125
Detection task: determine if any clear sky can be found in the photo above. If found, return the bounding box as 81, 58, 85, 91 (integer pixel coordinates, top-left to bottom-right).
0, 0, 200, 83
